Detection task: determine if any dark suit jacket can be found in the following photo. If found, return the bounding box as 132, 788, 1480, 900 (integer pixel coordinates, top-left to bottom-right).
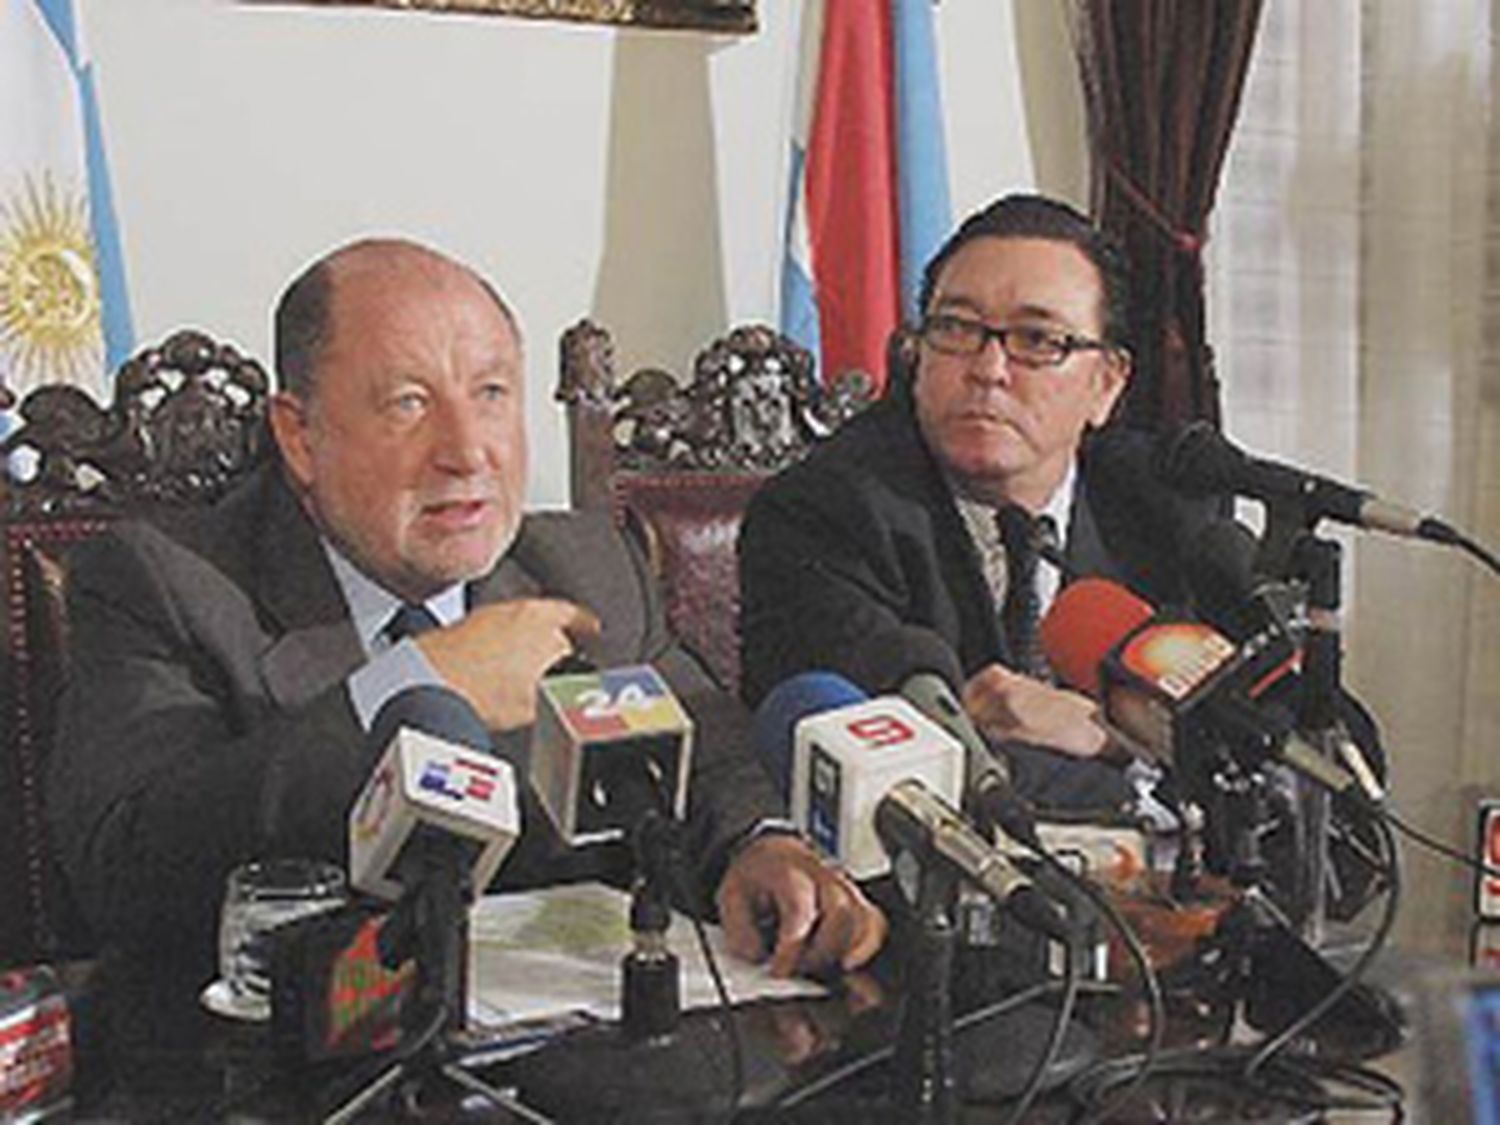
49, 463, 781, 964
737, 394, 1214, 804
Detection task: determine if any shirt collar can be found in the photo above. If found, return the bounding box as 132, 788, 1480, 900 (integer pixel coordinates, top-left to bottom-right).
948, 462, 1077, 543
320, 540, 466, 656
1038, 461, 1077, 548
948, 462, 1078, 616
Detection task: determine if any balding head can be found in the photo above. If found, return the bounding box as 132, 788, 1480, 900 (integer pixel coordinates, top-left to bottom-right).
267, 236, 529, 601
274, 238, 519, 401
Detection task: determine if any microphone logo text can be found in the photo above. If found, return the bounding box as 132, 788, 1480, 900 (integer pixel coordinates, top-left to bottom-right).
844, 713, 916, 748
418, 757, 499, 805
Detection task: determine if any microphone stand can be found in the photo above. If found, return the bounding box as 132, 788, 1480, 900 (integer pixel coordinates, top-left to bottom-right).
621, 810, 683, 1041
885, 848, 959, 1125
1286, 533, 1342, 942
1180, 525, 1403, 1053
319, 839, 533, 1124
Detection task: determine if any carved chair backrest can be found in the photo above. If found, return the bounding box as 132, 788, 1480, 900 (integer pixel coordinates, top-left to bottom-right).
555, 321, 873, 695
0, 329, 268, 969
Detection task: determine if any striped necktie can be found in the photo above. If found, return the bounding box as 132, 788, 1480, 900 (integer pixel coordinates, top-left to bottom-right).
997, 504, 1047, 679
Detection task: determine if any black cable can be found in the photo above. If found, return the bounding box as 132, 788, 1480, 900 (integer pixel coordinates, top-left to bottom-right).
654, 781, 745, 1123
772, 980, 1062, 1110
1458, 532, 1500, 575
1069, 1042, 1404, 1120
1003, 922, 1082, 1125
1421, 518, 1500, 575
1244, 813, 1401, 1081
1068, 809, 1407, 1121
682, 890, 747, 1122
1380, 804, 1500, 880
1034, 851, 1166, 1125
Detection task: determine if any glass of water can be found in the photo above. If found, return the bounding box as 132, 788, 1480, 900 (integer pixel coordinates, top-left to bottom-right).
213, 858, 346, 1019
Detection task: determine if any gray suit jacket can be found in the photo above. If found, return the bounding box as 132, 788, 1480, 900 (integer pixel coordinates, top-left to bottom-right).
49, 462, 781, 963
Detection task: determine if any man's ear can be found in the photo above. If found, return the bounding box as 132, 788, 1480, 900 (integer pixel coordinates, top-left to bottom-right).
268, 392, 315, 491
888, 323, 921, 395
1088, 348, 1132, 427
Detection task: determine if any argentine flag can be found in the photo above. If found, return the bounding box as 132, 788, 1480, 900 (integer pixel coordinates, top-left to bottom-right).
0, 0, 132, 403
780, 0, 950, 394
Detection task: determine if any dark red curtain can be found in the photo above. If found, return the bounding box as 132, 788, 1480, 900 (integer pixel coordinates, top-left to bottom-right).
1074, 0, 1263, 429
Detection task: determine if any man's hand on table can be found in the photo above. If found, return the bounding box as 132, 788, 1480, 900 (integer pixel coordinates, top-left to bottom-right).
716, 834, 887, 978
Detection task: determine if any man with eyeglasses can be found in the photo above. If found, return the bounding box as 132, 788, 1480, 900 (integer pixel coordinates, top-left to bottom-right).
738, 194, 1214, 808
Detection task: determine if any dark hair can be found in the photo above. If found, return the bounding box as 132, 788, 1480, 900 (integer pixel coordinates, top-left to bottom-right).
917, 194, 1131, 348
272, 239, 520, 399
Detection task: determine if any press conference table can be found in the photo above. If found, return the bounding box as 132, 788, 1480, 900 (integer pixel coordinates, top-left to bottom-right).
63, 924, 1420, 1124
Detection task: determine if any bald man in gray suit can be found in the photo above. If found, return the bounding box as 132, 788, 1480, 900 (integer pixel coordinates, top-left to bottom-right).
50, 239, 884, 978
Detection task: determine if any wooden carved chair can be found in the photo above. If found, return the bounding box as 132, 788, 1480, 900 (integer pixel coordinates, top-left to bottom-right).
0, 329, 268, 969
555, 320, 874, 695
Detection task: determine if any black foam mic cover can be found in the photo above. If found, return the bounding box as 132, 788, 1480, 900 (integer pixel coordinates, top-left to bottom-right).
368, 685, 491, 756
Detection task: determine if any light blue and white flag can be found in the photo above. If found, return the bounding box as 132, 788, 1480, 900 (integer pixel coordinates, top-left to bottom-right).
0, 0, 132, 402
778, 0, 950, 394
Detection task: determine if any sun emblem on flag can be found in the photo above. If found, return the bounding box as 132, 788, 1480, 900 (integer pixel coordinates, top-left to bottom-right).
0, 173, 104, 391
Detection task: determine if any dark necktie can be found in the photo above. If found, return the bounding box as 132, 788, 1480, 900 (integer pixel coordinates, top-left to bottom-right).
997, 504, 1047, 679
384, 602, 441, 644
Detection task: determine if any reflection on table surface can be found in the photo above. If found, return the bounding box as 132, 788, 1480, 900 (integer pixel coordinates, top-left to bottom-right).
59, 902, 1425, 1124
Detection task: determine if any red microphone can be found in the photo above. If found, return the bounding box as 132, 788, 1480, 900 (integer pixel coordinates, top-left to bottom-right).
1038, 579, 1363, 799
1038, 578, 1157, 701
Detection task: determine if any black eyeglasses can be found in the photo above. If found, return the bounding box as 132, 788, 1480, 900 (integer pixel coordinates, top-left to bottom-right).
919, 313, 1113, 369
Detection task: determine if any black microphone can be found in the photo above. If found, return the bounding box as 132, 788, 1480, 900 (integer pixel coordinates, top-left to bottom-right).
340, 686, 522, 1055
1178, 516, 1302, 644
875, 781, 1069, 941
1159, 421, 1448, 540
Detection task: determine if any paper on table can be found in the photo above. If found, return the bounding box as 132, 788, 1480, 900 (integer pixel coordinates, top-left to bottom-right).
468, 882, 827, 1027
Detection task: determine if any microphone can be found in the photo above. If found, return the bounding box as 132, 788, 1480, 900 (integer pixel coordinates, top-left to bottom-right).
842, 625, 1035, 845
752, 671, 867, 801
1179, 516, 1281, 643
896, 671, 1040, 849
770, 673, 964, 880
1160, 421, 1446, 541
530, 664, 693, 846
1038, 579, 1370, 801
751, 672, 1065, 939
347, 686, 521, 902
876, 780, 1070, 941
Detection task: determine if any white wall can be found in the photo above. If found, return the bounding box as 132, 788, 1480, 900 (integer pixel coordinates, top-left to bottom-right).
80, 0, 1082, 508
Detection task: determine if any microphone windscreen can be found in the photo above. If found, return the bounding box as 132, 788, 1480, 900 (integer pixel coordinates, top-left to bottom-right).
843, 624, 966, 696
1182, 517, 1262, 640
1157, 420, 1245, 496
1039, 578, 1154, 697
369, 685, 491, 755
752, 672, 868, 797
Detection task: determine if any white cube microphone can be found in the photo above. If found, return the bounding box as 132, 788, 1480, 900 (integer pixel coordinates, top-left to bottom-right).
348, 728, 520, 902
790, 696, 963, 880
531, 665, 694, 846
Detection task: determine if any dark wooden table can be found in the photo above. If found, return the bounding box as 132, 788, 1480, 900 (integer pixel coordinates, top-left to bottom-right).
55, 921, 1422, 1123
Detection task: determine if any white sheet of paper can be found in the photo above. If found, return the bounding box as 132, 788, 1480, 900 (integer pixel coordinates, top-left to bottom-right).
468, 882, 827, 1027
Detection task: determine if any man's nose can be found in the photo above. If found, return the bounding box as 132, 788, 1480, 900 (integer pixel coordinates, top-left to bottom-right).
431, 399, 489, 473
967, 333, 1015, 387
